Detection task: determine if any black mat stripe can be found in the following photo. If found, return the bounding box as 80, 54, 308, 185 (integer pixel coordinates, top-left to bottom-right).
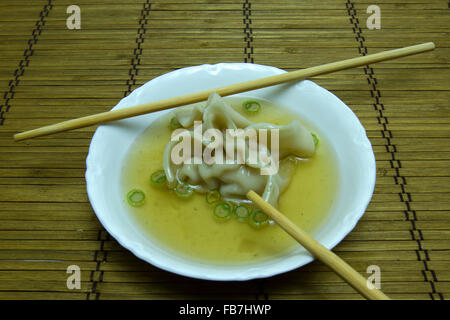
243, 0, 254, 63
242, 0, 268, 300
345, 0, 444, 300
123, 0, 152, 98
86, 0, 152, 301
0, 0, 53, 126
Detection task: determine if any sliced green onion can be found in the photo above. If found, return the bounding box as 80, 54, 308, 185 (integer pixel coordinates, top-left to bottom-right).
150, 170, 166, 186
169, 116, 181, 130
311, 133, 319, 147
127, 189, 145, 207
249, 208, 269, 228
234, 205, 250, 222
175, 182, 194, 198
243, 100, 261, 114
213, 202, 233, 221
206, 190, 221, 204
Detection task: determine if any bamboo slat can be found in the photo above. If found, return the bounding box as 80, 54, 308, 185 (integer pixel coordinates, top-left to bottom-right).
0, 0, 449, 300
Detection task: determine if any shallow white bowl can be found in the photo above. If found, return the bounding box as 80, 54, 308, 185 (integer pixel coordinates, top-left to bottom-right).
86, 63, 376, 281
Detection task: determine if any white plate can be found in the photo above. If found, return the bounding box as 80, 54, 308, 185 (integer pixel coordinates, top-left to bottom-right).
85, 63, 376, 281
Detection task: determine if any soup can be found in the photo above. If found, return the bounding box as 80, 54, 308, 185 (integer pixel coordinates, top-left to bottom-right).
121, 96, 339, 265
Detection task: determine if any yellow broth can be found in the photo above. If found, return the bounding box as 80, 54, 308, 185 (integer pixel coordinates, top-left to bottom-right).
121, 97, 339, 265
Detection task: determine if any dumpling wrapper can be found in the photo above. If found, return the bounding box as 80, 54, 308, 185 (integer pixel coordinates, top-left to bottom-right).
162, 92, 315, 207
247, 120, 315, 158
173, 104, 204, 128
203, 93, 252, 131
262, 156, 298, 207
219, 165, 268, 199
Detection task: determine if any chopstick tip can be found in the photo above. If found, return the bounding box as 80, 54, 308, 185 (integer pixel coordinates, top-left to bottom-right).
13, 132, 25, 142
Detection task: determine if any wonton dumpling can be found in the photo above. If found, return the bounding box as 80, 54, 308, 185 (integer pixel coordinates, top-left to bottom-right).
163, 129, 205, 187
162, 92, 316, 208
219, 165, 268, 199
198, 162, 240, 191
203, 93, 252, 131
173, 104, 204, 128
262, 156, 298, 207
178, 161, 202, 186
163, 140, 181, 188
247, 120, 315, 158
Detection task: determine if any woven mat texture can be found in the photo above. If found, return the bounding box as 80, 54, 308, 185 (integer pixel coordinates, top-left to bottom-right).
0, 0, 449, 300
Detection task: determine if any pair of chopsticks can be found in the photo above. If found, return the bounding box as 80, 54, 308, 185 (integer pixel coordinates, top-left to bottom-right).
15, 42, 435, 299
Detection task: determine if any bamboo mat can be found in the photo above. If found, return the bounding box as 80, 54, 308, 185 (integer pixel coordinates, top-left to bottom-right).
0, 0, 449, 300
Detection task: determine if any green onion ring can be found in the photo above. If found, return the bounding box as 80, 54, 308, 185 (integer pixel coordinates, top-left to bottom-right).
213, 202, 233, 221
206, 190, 221, 204
175, 182, 194, 198
249, 208, 269, 228
242, 100, 261, 114
234, 205, 250, 222
150, 170, 167, 186
127, 189, 145, 207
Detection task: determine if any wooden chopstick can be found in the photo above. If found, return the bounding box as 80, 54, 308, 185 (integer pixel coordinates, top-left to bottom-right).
247, 190, 391, 300
13, 42, 434, 141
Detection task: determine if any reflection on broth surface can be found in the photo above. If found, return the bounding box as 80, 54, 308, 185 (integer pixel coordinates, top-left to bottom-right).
121, 96, 339, 265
